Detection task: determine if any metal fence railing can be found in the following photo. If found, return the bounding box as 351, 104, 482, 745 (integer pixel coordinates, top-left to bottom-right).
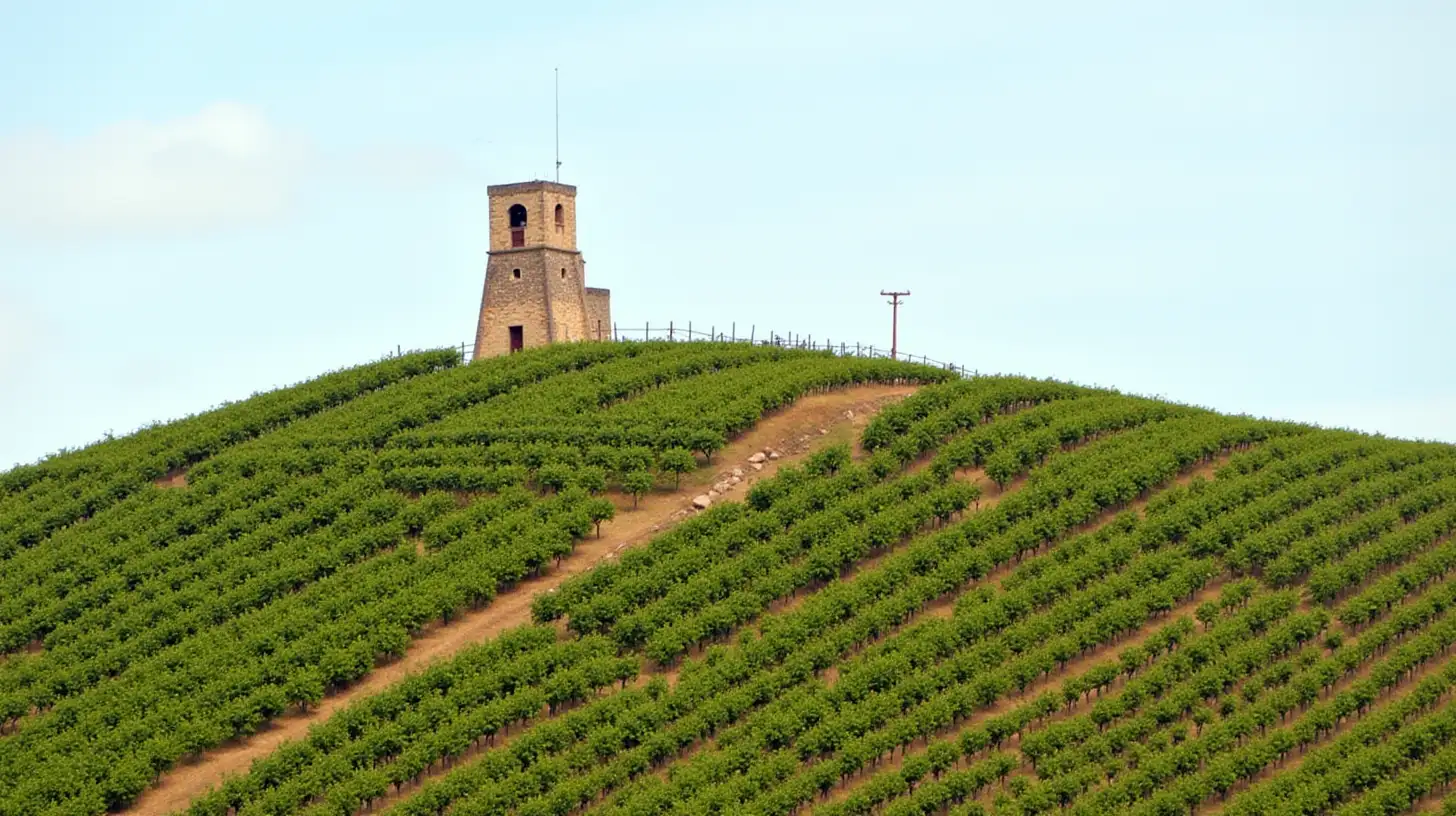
439, 321, 981, 379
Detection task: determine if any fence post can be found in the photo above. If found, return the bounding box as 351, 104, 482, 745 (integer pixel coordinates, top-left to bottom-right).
454, 325, 969, 373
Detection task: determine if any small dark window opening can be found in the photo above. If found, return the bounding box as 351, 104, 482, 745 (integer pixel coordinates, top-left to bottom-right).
509, 203, 527, 247
560, 268, 567, 279
512, 268, 521, 279
509, 325, 524, 352
554, 204, 564, 231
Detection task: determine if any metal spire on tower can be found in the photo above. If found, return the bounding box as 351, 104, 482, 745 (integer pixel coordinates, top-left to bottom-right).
554, 67, 562, 182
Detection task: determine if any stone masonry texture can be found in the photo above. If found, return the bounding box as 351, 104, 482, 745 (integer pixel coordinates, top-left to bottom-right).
473, 180, 611, 358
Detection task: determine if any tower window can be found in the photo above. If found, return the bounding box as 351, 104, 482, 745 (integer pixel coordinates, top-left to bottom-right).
509, 203, 527, 247
560, 268, 567, 279
512, 268, 521, 280
554, 204, 564, 230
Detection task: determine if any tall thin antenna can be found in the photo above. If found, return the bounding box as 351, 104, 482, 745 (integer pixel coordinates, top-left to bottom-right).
554, 67, 561, 182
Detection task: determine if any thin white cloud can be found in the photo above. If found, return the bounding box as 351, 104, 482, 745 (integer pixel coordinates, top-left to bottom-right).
0, 103, 307, 237
0, 103, 469, 239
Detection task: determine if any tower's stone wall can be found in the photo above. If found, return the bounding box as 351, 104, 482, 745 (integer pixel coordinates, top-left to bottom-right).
486, 181, 577, 252
475, 253, 552, 358
585, 287, 612, 342
473, 180, 610, 359
543, 249, 590, 343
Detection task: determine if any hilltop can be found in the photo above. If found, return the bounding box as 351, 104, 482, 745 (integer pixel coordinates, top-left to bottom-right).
2, 341, 1455, 816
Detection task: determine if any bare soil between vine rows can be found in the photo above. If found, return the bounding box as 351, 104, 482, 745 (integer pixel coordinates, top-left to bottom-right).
124, 383, 919, 816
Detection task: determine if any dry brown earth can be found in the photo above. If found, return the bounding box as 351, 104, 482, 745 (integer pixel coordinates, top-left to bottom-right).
125, 384, 918, 816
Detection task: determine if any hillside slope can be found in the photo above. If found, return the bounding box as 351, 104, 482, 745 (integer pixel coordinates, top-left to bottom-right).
3, 342, 1456, 816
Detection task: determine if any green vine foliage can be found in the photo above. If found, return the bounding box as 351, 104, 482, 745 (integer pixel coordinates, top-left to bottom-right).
4, 342, 1456, 816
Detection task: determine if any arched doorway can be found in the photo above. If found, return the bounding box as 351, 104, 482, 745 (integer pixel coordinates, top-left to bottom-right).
509, 204, 527, 247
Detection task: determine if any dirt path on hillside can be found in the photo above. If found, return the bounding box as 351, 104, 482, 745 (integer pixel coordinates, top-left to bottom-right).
616, 453, 1238, 808
124, 384, 918, 816
152, 468, 188, 489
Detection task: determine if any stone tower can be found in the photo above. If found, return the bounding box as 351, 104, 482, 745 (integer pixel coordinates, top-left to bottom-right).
472, 180, 611, 358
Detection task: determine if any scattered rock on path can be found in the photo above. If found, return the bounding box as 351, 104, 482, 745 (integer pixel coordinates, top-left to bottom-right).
692, 494, 713, 510
748, 452, 767, 464
768, 451, 781, 460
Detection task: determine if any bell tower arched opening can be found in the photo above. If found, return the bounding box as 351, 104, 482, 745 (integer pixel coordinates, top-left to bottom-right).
509, 204, 528, 247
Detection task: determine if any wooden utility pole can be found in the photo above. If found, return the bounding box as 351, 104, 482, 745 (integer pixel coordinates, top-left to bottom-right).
880, 290, 910, 360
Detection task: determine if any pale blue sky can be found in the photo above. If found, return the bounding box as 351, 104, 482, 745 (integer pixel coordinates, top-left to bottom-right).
1, 0, 1453, 469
